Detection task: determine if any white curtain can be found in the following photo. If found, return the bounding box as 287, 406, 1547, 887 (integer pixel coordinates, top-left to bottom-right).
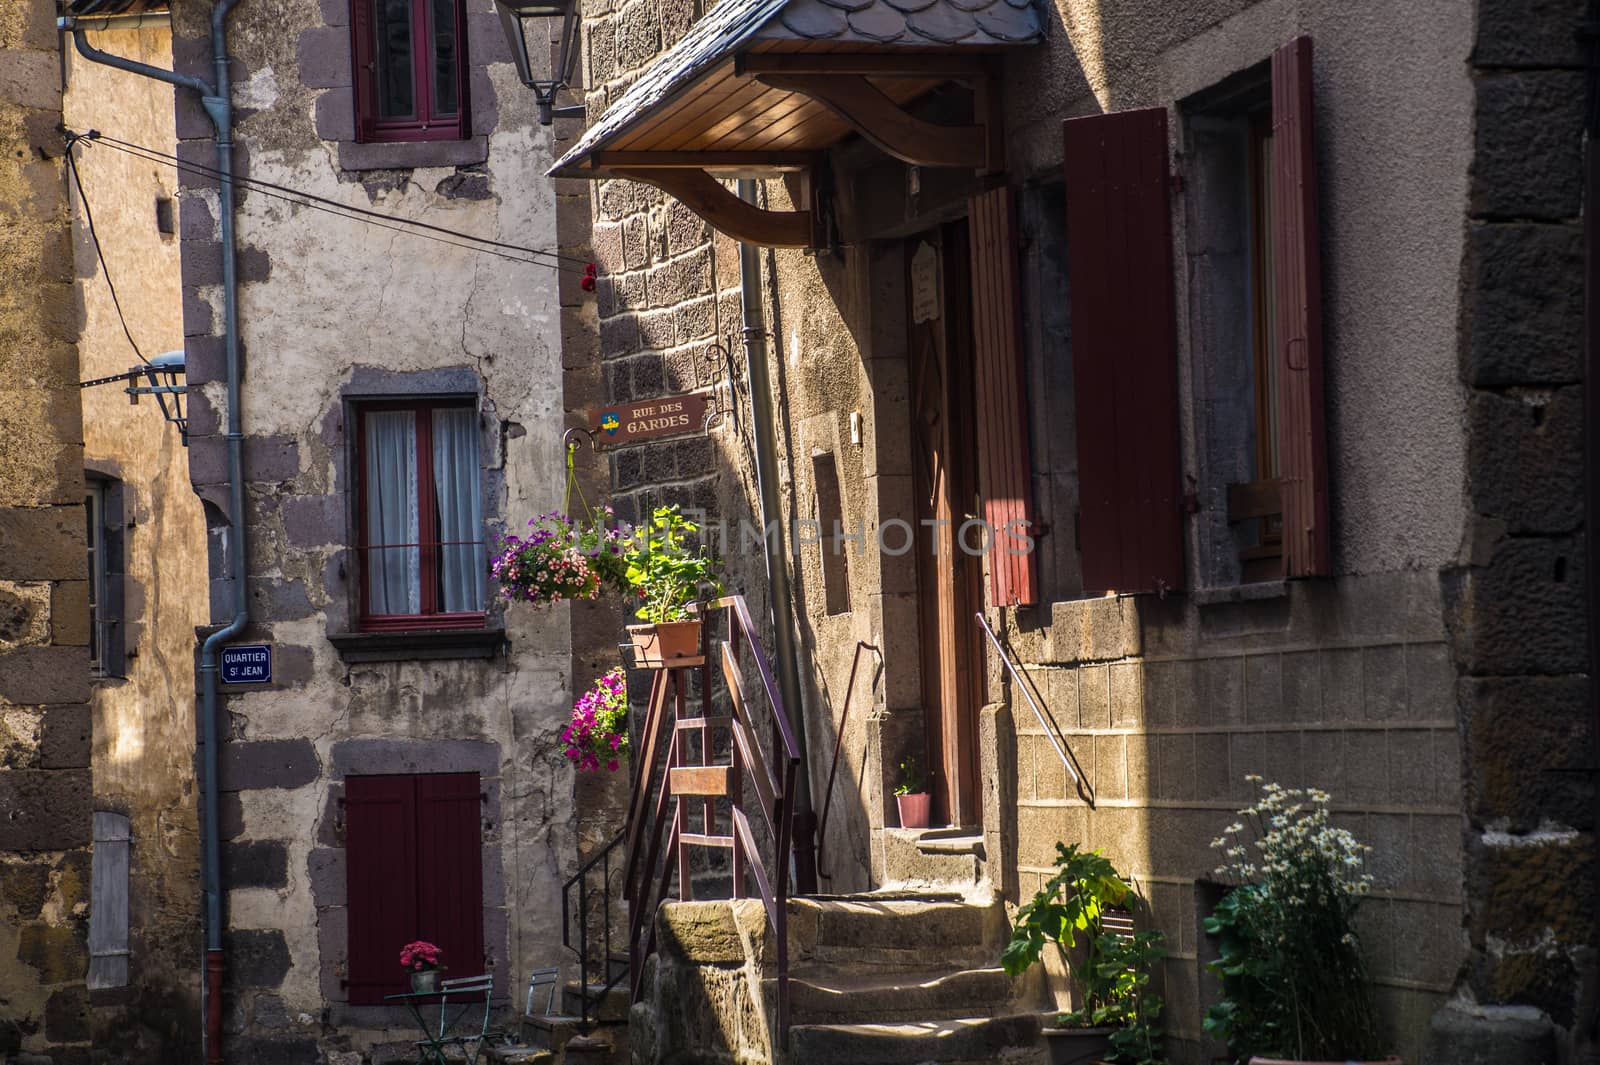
432, 407, 484, 613
365, 410, 420, 614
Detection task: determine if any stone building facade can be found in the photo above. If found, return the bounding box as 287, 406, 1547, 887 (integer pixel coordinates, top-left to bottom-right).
59, 16, 211, 1061
0, 2, 95, 1061
59, 0, 591, 1059
560, 0, 1594, 1061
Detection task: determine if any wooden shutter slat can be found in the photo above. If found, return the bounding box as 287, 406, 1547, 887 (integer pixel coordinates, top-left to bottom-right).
345, 775, 418, 1004
1063, 107, 1184, 595
416, 773, 485, 982
1271, 36, 1331, 577
968, 185, 1038, 606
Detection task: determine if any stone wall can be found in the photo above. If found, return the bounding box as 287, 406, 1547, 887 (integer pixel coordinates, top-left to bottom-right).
1431, 0, 1594, 1054
60, 21, 210, 1061
0, 1, 95, 1061
156, 0, 580, 1058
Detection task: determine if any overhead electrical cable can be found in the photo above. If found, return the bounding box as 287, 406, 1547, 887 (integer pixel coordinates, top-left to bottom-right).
65, 128, 593, 274
64, 130, 151, 365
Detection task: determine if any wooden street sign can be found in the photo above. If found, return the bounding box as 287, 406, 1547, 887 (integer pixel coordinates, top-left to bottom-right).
589, 391, 712, 447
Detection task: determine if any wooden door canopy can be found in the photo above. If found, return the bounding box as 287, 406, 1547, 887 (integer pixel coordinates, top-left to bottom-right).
548, 0, 1040, 246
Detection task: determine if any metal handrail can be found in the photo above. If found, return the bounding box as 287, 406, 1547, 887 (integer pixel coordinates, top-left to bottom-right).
816, 641, 881, 882
974, 611, 1094, 807
561, 828, 627, 1033
622, 595, 805, 1047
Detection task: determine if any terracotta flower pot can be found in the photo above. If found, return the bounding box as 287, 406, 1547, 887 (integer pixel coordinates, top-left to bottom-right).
1041, 1025, 1113, 1065
1248, 1057, 1402, 1065
896, 791, 931, 829
1248, 1049, 1401, 1055
628, 620, 702, 666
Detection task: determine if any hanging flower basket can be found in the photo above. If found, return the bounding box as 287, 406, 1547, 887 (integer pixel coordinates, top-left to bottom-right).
562, 667, 629, 772
492, 508, 627, 607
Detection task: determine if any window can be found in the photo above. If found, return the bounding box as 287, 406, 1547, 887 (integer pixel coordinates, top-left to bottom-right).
85, 474, 125, 676
343, 773, 483, 1005
89, 811, 131, 989
356, 400, 486, 630
351, 0, 469, 143
811, 451, 850, 615
1183, 37, 1329, 585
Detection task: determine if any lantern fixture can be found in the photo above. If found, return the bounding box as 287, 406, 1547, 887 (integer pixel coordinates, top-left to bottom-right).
495, 0, 585, 126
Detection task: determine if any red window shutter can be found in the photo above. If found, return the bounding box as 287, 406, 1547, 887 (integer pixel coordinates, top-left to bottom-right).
345, 775, 418, 1004
968, 185, 1039, 606
1062, 108, 1184, 595
1271, 37, 1331, 577
349, 0, 375, 142
416, 773, 485, 979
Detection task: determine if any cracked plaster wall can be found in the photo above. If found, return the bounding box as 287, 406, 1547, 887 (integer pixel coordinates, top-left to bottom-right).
161, 0, 576, 1059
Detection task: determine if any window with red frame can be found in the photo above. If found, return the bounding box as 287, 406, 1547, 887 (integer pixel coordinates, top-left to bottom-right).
356, 400, 486, 630
350, 0, 469, 143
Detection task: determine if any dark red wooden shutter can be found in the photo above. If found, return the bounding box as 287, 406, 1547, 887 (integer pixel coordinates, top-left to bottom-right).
968, 185, 1038, 606
1062, 108, 1184, 595
345, 775, 418, 1004
1271, 36, 1331, 577
416, 773, 485, 979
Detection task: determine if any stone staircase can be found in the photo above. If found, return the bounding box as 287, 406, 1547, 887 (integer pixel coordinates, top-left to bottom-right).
628, 889, 1047, 1065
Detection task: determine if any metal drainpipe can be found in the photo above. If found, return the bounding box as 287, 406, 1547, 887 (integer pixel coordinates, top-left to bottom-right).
60, 7, 244, 1062
1583, 2, 1600, 1058
735, 179, 818, 895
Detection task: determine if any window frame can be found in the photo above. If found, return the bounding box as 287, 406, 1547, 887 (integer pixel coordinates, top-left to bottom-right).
354, 398, 486, 633
350, 0, 471, 144
86, 479, 105, 673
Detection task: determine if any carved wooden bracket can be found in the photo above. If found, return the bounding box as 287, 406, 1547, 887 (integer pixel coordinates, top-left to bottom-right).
750, 68, 1001, 171
609, 167, 817, 248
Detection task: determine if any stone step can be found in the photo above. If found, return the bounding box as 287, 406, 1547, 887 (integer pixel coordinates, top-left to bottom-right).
483, 1047, 555, 1065
782, 966, 1018, 1024
881, 829, 985, 889
787, 895, 1008, 961
788, 1013, 1045, 1065
561, 980, 630, 1024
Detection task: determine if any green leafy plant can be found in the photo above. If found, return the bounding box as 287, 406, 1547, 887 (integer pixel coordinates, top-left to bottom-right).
622, 505, 721, 623
1202, 777, 1381, 1063
893, 754, 926, 796
1002, 843, 1166, 1063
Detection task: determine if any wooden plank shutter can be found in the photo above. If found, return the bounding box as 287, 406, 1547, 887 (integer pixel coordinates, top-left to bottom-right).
416, 773, 485, 979
345, 775, 418, 1004
1062, 108, 1184, 595
1271, 36, 1331, 577
968, 185, 1038, 606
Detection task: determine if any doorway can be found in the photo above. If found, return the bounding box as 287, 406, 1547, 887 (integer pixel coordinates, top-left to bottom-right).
907, 222, 986, 830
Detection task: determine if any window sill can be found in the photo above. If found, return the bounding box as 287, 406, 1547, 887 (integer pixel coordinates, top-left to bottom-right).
337, 136, 488, 172
327, 627, 507, 663
1192, 580, 1289, 606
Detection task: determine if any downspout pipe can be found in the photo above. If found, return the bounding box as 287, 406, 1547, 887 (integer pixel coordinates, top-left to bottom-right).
735, 179, 818, 895
60, 8, 244, 1063
1582, 2, 1600, 1057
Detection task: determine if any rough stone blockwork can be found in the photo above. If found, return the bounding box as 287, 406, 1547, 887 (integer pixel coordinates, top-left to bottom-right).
1437, 0, 1596, 1052
0, 1, 95, 1061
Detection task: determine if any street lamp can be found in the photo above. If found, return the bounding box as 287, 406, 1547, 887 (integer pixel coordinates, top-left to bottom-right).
495, 0, 585, 125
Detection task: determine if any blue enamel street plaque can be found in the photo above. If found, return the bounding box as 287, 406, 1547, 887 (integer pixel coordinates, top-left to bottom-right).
221, 644, 272, 684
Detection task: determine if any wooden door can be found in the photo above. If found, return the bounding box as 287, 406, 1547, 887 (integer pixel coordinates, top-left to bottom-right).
908, 224, 986, 829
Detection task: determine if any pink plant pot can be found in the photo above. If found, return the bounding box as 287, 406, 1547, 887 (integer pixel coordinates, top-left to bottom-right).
896, 792, 932, 829
627, 621, 702, 666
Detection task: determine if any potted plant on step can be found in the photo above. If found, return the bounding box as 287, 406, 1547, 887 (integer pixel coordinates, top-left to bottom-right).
622, 505, 720, 666
894, 754, 931, 829
1203, 776, 1398, 1065
401, 940, 444, 993
1002, 843, 1166, 1065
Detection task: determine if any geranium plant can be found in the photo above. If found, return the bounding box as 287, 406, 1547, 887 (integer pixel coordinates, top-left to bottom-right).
562, 667, 628, 772
492, 507, 628, 607
399, 940, 443, 973
1203, 777, 1381, 1063
1002, 843, 1166, 1065
622, 505, 720, 623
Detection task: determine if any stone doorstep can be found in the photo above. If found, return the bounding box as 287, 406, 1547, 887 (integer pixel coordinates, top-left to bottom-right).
880, 828, 985, 890
779, 965, 1019, 1024
788, 895, 1010, 956
788, 1013, 1046, 1065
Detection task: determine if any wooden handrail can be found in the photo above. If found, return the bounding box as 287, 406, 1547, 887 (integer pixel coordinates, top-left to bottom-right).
623, 595, 805, 1048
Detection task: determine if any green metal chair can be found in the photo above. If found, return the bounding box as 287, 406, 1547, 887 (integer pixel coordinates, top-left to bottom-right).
416, 974, 494, 1064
